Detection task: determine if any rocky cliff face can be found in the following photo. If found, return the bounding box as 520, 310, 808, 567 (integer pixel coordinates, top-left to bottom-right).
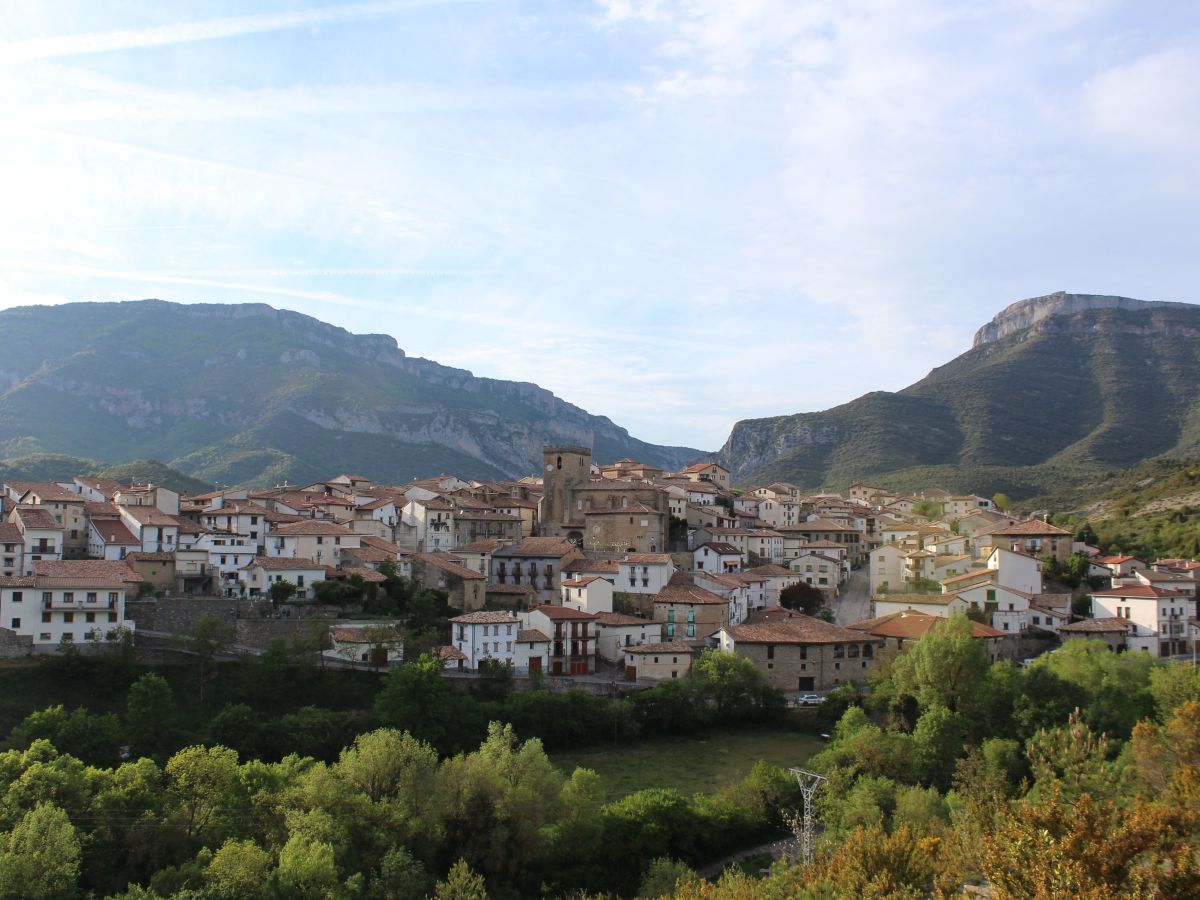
719, 293, 1200, 489
0, 300, 700, 485
971, 291, 1193, 348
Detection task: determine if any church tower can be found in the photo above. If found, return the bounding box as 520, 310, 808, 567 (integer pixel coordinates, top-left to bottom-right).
541, 445, 591, 537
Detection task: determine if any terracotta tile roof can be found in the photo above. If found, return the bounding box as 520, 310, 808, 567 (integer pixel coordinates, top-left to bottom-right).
437, 644, 467, 661
336, 566, 388, 583
988, 520, 1073, 537
454, 510, 521, 522
415, 552, 486, 580
623, 553, 673, 565
331, 624, 401, 642
1028, 604, 1068, 619
627, 642, 696, 654
594, 612, 654, 626
486, 583, 533, 594
939, 569, 992, 586
492, 538, 578, 558
20, 483, 82, 503
359, 535, 405, 554
450, 611, 519, 624
655, 582, 727, 606
875, 592, 964, 606
454, 540, 507, 553
562, 576, 604, 587
1058, 617, 1134, 633
0, 575, 36, 586
726, 616, 876, 645
846, 610, 1004, 639
0, 523, 22, 543
84, 501, 121, 517
562, 559, 619, 575
242, 556, 324, 571
743, 564, 794, 577
516, 629, 550, 642
270, 520, 357, 536
119, 505, 179, 526
14, 507, 61, 530
126, 551, 174, 562
91, 520, 139, 545
342, 546, 392, 564
1094, 555, 1143, 565
1091, 584, 1188, 599
696, 542, 742, 555
527, 603, 597, 620
34, 560, 143, 582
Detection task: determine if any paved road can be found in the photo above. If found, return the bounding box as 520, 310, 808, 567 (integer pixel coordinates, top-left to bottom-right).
834, 566, 872, 626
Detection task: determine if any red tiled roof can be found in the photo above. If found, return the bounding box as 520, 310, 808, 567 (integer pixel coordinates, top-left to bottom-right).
1058, 617, 1134, 633
415, 552, 486, 580
91, 520, 139, 545
516, 629, 550, 642
627, 642, 696, 654
847, 610, 1005, 640
527, 604, 596, 620
1091, 584, 1188, 599
450, 611, 519, 624
726, 616, 875, 645
242, 556, 324, 571
270, 520, 357, 536
34, 560, 142, 582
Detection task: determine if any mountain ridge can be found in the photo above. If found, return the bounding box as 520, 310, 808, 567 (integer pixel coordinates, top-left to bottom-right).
719, 293, 1200, 496
0, 300, 700, 486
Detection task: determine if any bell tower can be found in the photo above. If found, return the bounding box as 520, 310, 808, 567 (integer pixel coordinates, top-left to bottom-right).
541, 445, 591, 534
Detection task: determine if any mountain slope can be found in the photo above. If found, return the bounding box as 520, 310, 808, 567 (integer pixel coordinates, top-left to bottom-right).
719, 292, 1200, 494
0, 300, 699, 486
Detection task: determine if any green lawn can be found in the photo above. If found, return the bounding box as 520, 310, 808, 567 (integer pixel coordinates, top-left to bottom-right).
551, 728, 824, 800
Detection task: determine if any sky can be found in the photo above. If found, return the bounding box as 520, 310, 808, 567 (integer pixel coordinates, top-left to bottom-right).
0, 1, 1197, 451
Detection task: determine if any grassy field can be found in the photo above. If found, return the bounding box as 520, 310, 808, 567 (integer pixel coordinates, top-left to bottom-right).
550, 728, 824, 800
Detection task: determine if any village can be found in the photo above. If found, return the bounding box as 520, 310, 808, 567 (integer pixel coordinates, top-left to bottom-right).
0, 444, 1195, 698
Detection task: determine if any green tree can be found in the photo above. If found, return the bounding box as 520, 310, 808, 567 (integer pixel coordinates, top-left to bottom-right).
269, 579, 298, 606
9, 705, 125, 767
1150, 662, 1200, 720
206, 838, 272, 898
0, 803, 81, 900
276, 833, 339, 899
911, 704, 965, 790
126, 672, 175, 758
887, 615, 990, 717
638, 857, 696, 898
992, 493, 1011, 512
375, 654, 455, 749
179, 614, 236, 704
165, 744, 239, 841
690, 651, 784, 720
370, 847, 430, 900
778, 583, 824, 616
433, 858, 488, 900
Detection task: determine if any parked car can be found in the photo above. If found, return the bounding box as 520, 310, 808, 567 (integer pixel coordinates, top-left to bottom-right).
796, 693, 824, 707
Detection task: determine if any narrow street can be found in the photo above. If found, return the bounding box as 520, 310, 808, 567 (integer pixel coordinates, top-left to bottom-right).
834, 566, 872, 626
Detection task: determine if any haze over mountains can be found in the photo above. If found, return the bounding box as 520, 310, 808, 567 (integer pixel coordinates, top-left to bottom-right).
0, 300, 699, 487
718, 292, 1200, 497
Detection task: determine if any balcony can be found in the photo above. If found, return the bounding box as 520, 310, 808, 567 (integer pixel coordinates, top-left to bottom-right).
43, 597, 116, 610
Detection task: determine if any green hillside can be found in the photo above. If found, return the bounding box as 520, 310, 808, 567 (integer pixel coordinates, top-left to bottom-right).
721, 296, 1200, 498
0, 300, 699, 487
0, 454, 211, 495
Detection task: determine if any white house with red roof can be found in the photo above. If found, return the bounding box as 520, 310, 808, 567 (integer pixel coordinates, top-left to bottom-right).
87, 519, 140, 561
519, 605, 597, 675
1090, 584, 1195, 656
1093, 555, 1147, 578
266, 520, 361, 566
241, 556, 327, 600
0, 560, 140, 648
693, 541, 743, 573
616, 553, 675, 594
560, 576, 614, 614
592, 611, 662, 663
449, 610, 519, 669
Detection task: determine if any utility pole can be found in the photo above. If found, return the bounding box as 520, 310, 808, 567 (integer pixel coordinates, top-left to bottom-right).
789, 767, 827, 865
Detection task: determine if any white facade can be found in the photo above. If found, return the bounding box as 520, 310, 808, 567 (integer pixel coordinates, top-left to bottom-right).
594, 614, 662, 663
450, 612, 519, 669
987, 547, 1043, 595
0, 561, 138, 648
242, 560, 327, 599
560, 577, 614, 614
1090, 587, 1195, 656
616, 557, 675, 594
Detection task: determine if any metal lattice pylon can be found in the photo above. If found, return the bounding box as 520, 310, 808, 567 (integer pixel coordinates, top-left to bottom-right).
789, 767, 827, 865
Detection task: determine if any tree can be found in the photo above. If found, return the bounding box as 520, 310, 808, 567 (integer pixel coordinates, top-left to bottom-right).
0, 803, 82, 899
269, 578, 297, 607
126, 672, 175, 758
638, 857, 695, 898
371, 847, 430, 900
179, 614, 236, 704
276, 833, 339, 899
375, 654, 455, 749
690, 651, 784, 720
9, 705, 125, 767
887, 615, 991, 716
911, 704, 965, 791
992, 493, 1011, 512
778, 583, 824, 616
433, 859, 488, 900
206, 839, 272, 898
165, 744, 239, 841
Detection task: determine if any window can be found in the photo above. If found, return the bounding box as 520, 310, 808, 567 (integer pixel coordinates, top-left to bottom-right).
687, 624, 695, 638
11, 592, 21, 603
986, 589, 996, 603
85, 613, 95, 623
667, 609, 675, 623
108, 613, 117, 623
666, 624, 675, 638
39, 633, 51, 641
63, 612, 73, 623
9, 618, 18, 629
41, 612, 50, 623
63, 592, 74, 603
87, 592, 97, 603
766, 644, 775, 660
108, 592, 118, 604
